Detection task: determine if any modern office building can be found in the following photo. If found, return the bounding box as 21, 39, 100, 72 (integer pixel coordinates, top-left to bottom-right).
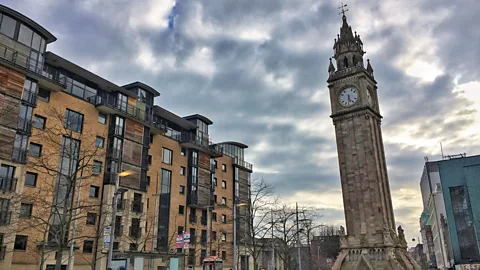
419, 155, 480, 269
0, 4, 252, 270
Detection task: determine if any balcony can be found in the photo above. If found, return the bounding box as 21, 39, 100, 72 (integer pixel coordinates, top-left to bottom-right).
174, 132, 223, 157
233, 157, 253, 172
0, 176, 17, 192
89, 95, 152, 125
12, 148, 27, 164
0, 211, 11, 226
17, 118, 32, 135
129, 227, 142, 238
0, 43, 66, 90
150, 120, 167, 135
131, 201, 143, 213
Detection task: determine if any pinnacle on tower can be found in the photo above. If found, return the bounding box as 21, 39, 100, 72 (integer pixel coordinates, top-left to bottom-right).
367, 59, 374, 76
328, 58, 336, 73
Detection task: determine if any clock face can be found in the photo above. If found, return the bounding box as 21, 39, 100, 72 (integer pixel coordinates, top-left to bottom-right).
338, 87, 358, 107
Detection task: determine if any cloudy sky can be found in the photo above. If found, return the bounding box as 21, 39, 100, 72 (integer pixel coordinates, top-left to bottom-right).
5, 0, 479, 244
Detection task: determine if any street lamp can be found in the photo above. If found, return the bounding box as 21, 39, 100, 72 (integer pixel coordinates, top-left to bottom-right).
233, 202, 247, 270
106, 170, 134, 270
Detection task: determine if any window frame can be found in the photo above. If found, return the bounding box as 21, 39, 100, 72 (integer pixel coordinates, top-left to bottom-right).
98, 112, 107, 124
93, 160, 102, 175
37, 88, 50, 102
222, 180, 227, 189
33, 115, 46, 129
89, 185, 100, 198
162, 148, 173, 165
179, 205, 185, 215
222, 164, 226, 172
83, 240, 94, 253
221, 197, 227, 205
86, 213, 97, 225
95, 136, 105, 148
180, 166, 186, 176
25, 172, 37, 187
28, 143, 42, 157
14, 235, 28, 250
221, 214, 227, 224
64, 109, 84, 133
180, 185, 185, 195
19, 203, 33, 218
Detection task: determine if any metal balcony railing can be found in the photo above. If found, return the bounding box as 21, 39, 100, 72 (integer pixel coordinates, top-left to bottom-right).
0, 43, 66, 87
17, 118, 32, 135
0, 176, 17, 192
173, 133, 223, 156
21, 91, 36, 106
116, 199, 126, 211
129, 227, 142, 238
12, 148, 27, 164
233, 157, 253, 171
89, 95, 152, 125
0, 211, 11, 226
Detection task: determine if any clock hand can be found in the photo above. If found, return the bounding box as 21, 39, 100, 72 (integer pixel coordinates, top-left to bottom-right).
348, 94, 351, 104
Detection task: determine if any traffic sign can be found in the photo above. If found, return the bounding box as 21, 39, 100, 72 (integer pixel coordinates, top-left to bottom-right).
104, 226, 112, 236
104, 235, 111, 245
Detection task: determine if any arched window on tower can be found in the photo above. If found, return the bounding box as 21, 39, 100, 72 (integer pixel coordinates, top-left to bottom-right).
352, 55, 357, 66
343, 56, 348, 68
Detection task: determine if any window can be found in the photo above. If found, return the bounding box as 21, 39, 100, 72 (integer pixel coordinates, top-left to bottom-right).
180, 185, 185, 195
212, 250, 216, 256
178, 226, 184, 235
86, 213, 96, 225
181, 148, 186, 156
95, 136, 104, 148
93, 161, 102, 175
129, 243, 137, 251
83, 240, 94, 253
0, 14, 16, 38
214, 195, 217, 203
162, 148, 172, 164
25, 172, 37, 187
180, 166, 186, 176
113, 242, 119, 250
117, 93, 128, 111
179, 205, 185, 215
19, 203, 32, 218
98, 112, 106, 124
222, 251, 226, 261
212, 212, 217, 221
221, 214, 227, 223
222, 233, 227, 242
33, 115, 46, 129
221, 197, 227, 205
212, 231, 217, 240
148, 155, 152, 165
38, 88, 50, 102
213, 178, 217, 186
64, 109, 84, 133
14, 235, 28, 250
214, 160, 217, 169
114, 116, 124, 136
222, 180, 227, 189
222, 164, 226, 172
28, 143, 42, 157
89, 186, 100, 198
147, 176, 150, 186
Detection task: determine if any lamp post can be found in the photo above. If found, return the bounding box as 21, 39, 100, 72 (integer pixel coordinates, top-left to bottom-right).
233, 203, 247, 270
106, 170, 134, 270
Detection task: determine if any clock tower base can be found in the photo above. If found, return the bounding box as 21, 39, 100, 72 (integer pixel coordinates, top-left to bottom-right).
332, 227, 420, 270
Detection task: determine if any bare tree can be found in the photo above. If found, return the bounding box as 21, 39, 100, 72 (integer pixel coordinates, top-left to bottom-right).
236, 177, 277, 270
12, 106, 106, 270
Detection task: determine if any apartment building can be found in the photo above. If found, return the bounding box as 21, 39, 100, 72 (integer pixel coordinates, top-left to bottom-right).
0, 4, 253, 270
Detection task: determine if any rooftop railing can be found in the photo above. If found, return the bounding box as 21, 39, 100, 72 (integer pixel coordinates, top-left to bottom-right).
0, 43, 66, 87
233, 157, 253, 171
174, 132, 223, 156
89, 95, 153, 125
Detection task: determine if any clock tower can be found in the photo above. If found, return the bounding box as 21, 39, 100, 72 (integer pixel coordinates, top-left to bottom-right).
328, 11, 420, 270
